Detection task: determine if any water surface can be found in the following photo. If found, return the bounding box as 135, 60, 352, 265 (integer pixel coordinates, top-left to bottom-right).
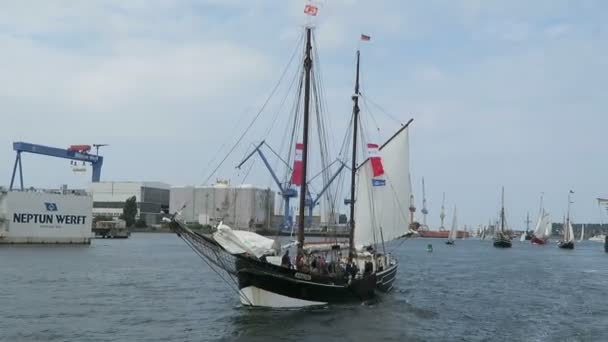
1, 234, 607, 341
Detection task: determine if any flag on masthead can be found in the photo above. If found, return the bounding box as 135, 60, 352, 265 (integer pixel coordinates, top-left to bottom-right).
304, 4, 318, 16
361, 34, 371, 41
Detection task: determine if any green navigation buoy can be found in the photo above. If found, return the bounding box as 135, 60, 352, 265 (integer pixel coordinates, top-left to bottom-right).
427, 244, 433, 253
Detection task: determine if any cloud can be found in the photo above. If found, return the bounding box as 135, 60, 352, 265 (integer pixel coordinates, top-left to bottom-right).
1, 0, 607, 226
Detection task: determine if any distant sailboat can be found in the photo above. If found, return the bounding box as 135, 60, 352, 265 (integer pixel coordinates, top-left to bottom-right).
519, 231, 526, 242
493, 187, 512, 248
579, 224, 585, 242
558, 191, 575, 250
446, 207, 457, 245
531, 194, 551, 245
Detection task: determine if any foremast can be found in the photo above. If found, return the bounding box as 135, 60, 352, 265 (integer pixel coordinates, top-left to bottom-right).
500, 186, 506, 233
297, 28, 313, 254
348, 50, 361, 257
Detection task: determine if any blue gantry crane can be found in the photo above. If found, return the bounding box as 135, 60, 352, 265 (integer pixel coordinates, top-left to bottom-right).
9, 142, 104, 191
237, 141, 345, 230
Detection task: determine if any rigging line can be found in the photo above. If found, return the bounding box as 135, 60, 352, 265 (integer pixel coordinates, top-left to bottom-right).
263, 142, 292, 171
177, 234, 252, 305
264, 33, 305, 138
307, 159, 339, 183
280, 58, 305, 185
359, 92, 403, 125
200, 106, 252, 183
201, 35, 304, 186
239, 153, 257, 185
361, 96, 382, 133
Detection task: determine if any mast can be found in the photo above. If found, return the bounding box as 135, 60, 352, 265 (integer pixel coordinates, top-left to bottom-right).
525, 212, 531, 232
421, 178, 428, 227
348, 49, 361, 255
297, 28, 313, 253
566, 190, 573, 241
440, 192, 446, 229
501, 187, 505, 233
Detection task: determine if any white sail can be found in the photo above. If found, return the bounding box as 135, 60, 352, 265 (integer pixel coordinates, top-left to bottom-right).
533, 210, 552, 238
579, 224, 585, 242
520, 232, 526, 241
448, 207, 458, 241
354, 127, 411, 248
564, 220, 575, 243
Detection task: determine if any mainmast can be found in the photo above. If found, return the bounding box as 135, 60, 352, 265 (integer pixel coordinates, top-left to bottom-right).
500, 186, 505, 233
440, 192, 446, 229
348, 50, 361, 255
566, 190, 573, 241
297, 28, 313, 253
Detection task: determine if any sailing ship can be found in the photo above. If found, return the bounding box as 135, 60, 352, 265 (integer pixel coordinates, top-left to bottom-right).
168, 19, 413, 307
558, 191, 575, 249
579, 224, 585, 242
446, 207, 457, 245
531, 194, 551, 245
493, 187, 512, 248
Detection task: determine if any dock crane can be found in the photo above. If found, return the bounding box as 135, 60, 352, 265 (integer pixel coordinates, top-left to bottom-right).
9, 142, 104, 191
237, 141, 345, 230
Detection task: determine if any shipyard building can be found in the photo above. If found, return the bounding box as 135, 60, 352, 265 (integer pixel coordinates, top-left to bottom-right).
88, 181, 170, 225
170, 182, 274, 230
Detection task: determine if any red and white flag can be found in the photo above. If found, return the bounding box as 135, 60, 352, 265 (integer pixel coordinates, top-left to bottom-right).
291, 143, 304, 185
367, 143, 384, 177
360, 34, 371, 41
304, 4, 318, 16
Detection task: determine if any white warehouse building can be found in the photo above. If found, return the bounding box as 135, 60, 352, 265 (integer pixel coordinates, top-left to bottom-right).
88, 181, 170, 225
170, 182, 274, 230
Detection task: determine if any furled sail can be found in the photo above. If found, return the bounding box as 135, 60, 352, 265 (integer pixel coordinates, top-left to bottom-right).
354, 126, 411, 249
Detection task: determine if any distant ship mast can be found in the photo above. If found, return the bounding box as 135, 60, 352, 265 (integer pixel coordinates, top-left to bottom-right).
409, 193, 416, 226
439, 192, 446, 229
421, 177, 429, 229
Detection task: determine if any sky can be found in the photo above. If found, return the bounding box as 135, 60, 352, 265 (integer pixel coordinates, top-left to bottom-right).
1, 0, 607, 228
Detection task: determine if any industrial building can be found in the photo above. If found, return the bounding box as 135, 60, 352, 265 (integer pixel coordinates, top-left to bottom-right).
88, 181, 170, 225
170, 182, 274, 230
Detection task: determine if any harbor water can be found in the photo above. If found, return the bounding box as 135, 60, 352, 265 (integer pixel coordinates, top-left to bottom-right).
1, 233, 607, 341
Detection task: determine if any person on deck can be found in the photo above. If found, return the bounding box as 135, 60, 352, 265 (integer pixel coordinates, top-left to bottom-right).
281, 250, 292, 268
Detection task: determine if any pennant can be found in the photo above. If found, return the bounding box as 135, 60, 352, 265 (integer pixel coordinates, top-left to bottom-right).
367, 143, 384, 177
360, 34, 371, 41
304, 4, 318, 16
291, 143, 304, 186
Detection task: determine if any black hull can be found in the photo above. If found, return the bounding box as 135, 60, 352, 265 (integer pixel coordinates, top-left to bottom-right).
445, 240, 454, 245
375, 263, 398, 292
235, 256, 376, 306
493, 239, 512, 248
558, 241, 574, 249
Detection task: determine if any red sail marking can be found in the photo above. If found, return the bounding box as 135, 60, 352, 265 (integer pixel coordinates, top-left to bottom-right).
291, 143, 304, 185
367, 143, 384, 177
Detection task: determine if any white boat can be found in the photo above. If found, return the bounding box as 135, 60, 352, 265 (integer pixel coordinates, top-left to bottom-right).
579, 224, 585, 242
589, 234, 606, 242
